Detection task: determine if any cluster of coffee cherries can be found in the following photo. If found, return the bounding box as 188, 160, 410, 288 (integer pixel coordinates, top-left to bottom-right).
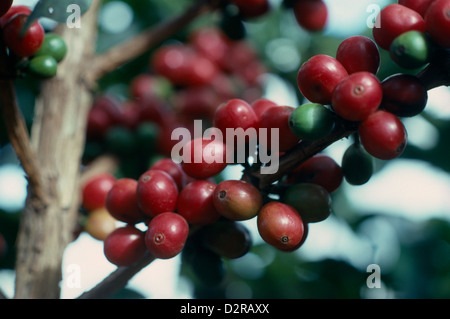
83, 26, 267, 173
0, 4, 67, 79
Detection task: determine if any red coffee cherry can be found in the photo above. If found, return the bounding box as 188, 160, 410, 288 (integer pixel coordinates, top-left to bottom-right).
3, 14, 45, 57
176, 180, 220, 225
137, 169, 179, 217
189, 27, 230, 68
399, 0, 437, 17
82, 173, 116, 211
380, 73, 428, 117
105, 178, 146, 225
287, 154, 343, 193
213, 98, 259, 145
257, 201, 305, 252
230, 0, 270, 19
0, 5, 31, 27
150, 158, 187, 190
293, 0, 328, 32
336, 36, 381, 75
297, 54, 348, 105
258, 106, 300, 152
425, 0, 450, 48
86, 107, 112, 139
372, 4, 426, 50
145, 212, 189, 259
358, 110, 408, 160
251, 98, 278, 119
213, 179, 263, 221
0, 0, 13, 18
181, 137, 228, 180
103, 225, 147, 266
331, 71, 383, 122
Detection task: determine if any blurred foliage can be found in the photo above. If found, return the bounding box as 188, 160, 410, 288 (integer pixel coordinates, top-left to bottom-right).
0, 0, 449, 299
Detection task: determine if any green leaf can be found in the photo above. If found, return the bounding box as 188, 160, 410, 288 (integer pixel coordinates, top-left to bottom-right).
23, 0, 92, 31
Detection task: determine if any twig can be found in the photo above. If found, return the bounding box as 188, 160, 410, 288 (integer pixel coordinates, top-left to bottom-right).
85, 0, 226, 85
0, 37, 45, 201
244, 48, 450, 190
77, 252, 155, 299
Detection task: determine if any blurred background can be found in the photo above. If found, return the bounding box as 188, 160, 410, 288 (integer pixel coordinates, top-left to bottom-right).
0, 0, 449, 299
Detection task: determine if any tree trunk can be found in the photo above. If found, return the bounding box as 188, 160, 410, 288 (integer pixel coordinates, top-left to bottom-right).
14, 1, 101, 299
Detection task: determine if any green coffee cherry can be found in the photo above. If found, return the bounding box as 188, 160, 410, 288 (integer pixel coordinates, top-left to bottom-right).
389, 31, 431, 69
288, 103, 335, 141
35, 33, 67, 62
342, 143, 373, 185
28, 55, 58, 78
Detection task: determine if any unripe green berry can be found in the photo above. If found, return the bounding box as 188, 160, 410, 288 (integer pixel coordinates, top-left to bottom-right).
35, 33, 67, 62
29, 55, 58, 78
288, 103, 335, 141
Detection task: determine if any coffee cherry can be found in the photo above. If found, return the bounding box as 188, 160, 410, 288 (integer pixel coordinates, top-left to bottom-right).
287, 154, 343, 193
189, 27, 230, 68
103, 225, 147, 266
137, 169, 178, 217
399, 0, 436, 17
332, 71, 383, 122
258, 106, 300, 151
372, 4, 426, 50
336, 35, 381, 75
257, 201, 305, 252
105, 178, 145, 225
358, 110, 408, 160
34, 33, 67, 62
145, 212, 189, 259
341, 143, 373, 186
213, 98, 259, 146
0, 5, 31, 27
213, 179, 263, 221
203, 219, 252, 259
297, 54, 348, 105
176, 180, 220, 225
425, 0, 450, 48
81, 173, 116, 211
0, 0, 13, 18
288, 103, 335, 141
230, 0, 270, 19
293, 0, 328, 31
84, 207, 118, 241
389, 31, 431, 69
150, 158, 187, 190
3, 14, 45, 57
0, 232, 6, 259
251, 98, 278, 118
380, 73, 428, 117
181, 137, 228, 179
282, 183, 332, 223
28, 55, 58, 78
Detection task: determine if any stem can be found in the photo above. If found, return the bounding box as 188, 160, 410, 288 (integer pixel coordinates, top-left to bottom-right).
0, 33, 45, 201
77, 252, 155, 299
244, 48, 450, 191
85, 0, 225, 85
